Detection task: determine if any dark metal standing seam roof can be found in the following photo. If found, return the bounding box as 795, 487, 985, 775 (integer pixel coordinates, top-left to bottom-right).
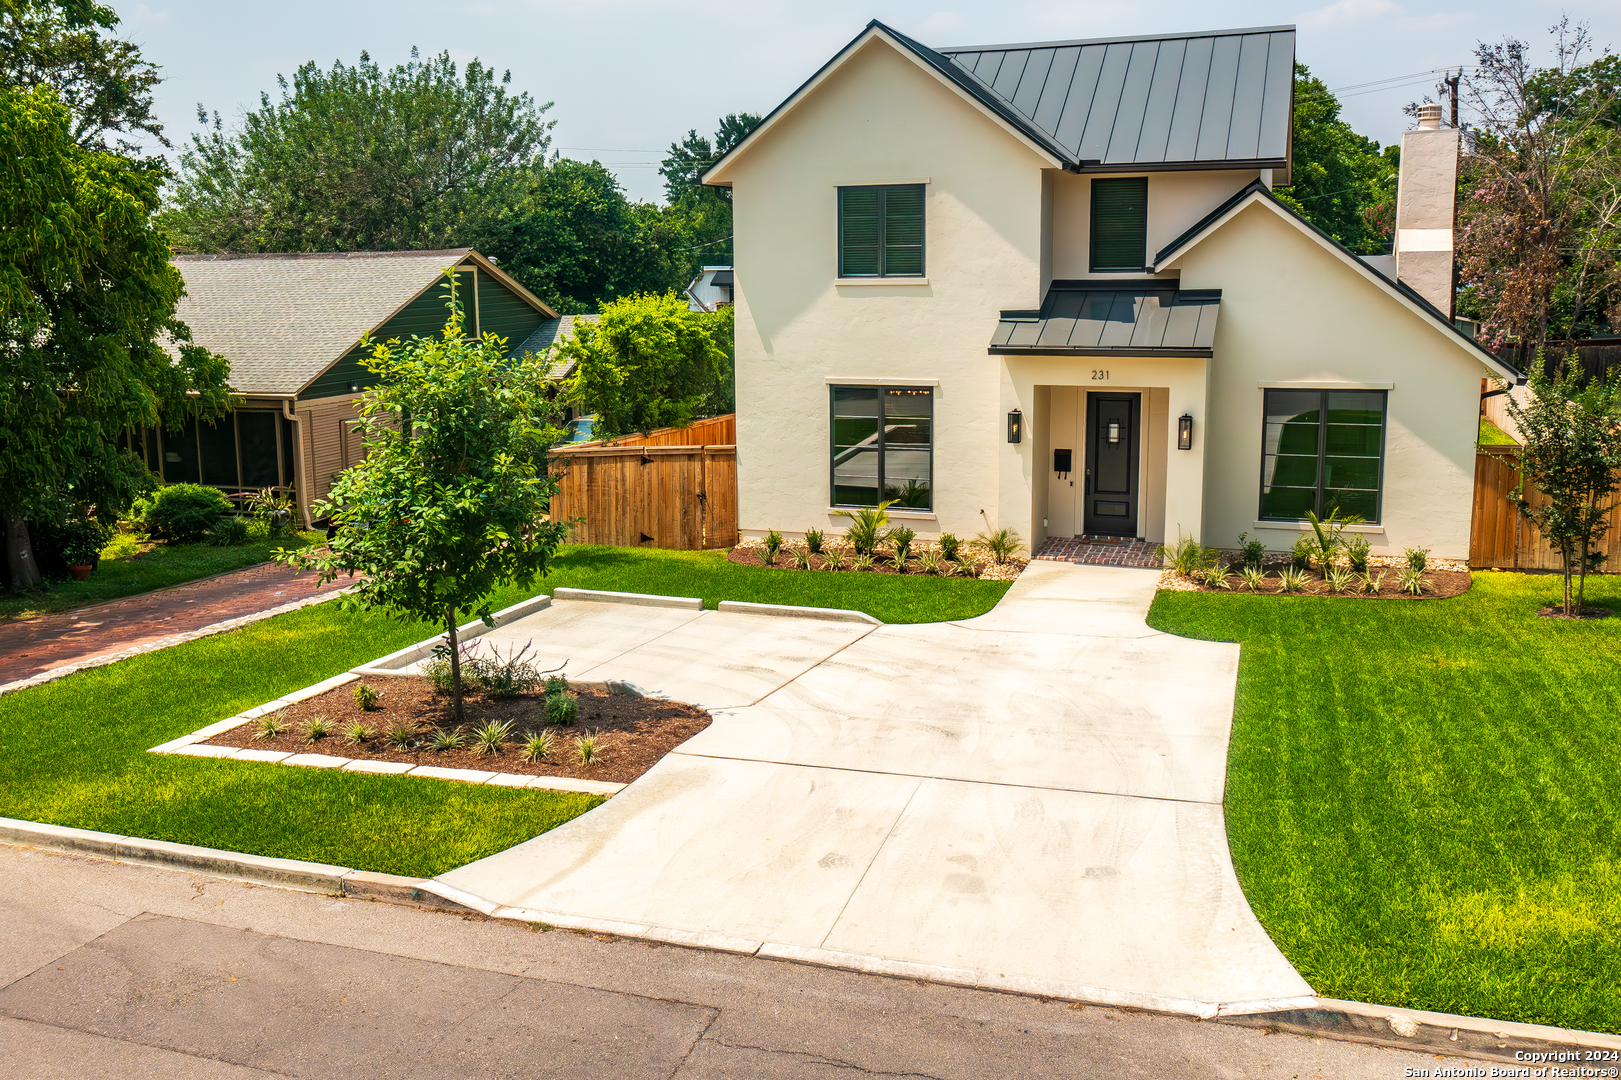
990, 281, 1221, 357
937, 27, 1295, 172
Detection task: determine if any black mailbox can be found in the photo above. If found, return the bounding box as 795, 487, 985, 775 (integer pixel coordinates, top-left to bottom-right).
1054, 448, 1073, 473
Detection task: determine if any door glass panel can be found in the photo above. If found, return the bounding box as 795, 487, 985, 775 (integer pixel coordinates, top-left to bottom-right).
164, 418, 200, 484
199, 416, 238, 486
238, 412, 280, 488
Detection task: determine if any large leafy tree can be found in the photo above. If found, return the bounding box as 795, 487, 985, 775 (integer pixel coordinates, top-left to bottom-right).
284, 283, 570, 720
485, 158, 694, 314
557, 293, 731, 439
1456, 21, 1621, 356
0, 0, 162, 156
1, 80, 230, 589
1276, 65, 1399, 254
163, 48, 554, 253
658, 112, 761, 265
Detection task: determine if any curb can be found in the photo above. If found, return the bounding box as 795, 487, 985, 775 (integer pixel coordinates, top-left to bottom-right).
3, 816, 1618, 1065
552, 587, 704, 610
0, 586, 349, 697
716, 600, 881, 624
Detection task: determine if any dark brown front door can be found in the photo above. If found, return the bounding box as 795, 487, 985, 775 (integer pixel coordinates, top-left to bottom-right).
1084, 392, 1141, 536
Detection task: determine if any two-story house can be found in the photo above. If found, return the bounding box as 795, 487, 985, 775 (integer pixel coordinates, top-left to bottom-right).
703, 21, 1519, 560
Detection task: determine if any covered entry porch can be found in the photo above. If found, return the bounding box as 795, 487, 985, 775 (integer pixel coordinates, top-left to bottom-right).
991, 281, 1217, 556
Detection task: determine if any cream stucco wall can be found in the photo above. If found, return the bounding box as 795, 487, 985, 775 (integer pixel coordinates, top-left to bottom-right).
728, 37, 1051, 541
1171, 200, 1490, 560
1048, 171, 1259, 279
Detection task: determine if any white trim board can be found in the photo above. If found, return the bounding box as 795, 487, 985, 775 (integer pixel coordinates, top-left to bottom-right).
1258, 381, 1395, 390
824, 376, 941, 386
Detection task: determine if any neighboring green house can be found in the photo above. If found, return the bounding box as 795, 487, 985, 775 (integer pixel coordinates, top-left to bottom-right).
150, 248, 561, 525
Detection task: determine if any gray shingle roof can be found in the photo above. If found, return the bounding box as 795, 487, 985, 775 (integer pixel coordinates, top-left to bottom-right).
989, 280, 1221, 356
516, 314, 599, 380
935, 26, 1295, 170
170, 249, 475, 395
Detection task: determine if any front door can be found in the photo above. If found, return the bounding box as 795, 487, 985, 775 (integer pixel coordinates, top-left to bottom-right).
1084, 393, 1141, 537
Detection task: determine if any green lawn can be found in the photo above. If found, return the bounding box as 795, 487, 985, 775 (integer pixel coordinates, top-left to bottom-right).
0, 531, 323, 621
1479, 417, 1518, 445
0, 545, 1007, 877
1150, 573, 1621, 1034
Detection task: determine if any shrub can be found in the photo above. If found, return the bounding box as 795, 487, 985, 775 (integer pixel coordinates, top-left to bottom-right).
1398, 565, 1428, 595
1290, 534, 1316, 571
822, 546, 848, 571
205, 517, 250, 547
545, 692, 578, 726
244, 487, 297, 537
1345, 535, 1371, 574
1239, 565, 1267, 592
803, 527, 824, 554
467, 640, 548, 698
974, 527, 1024, 564
938, 533, 961, 561
1360, 571, 1384, 595
791, 546, 812, 570
421, 648, 455, 691
304, 715, 332, 742
254, 710, 288, 740
1158, 535, 1219, 578
520, 729, 554, 762
575, 729, 605, 764
889, 525, 916, 565
850, 553, 874, 572
1405, 546, 1430, 573
353, 682, 381, 711
56, 516, 111, 566
427, 726, 466, 751
386, 721, 417, 749
833, 500, 896, 555
1324, 565, 1356, 594
543, 674, 569, 697
1277, 566, 1307, 593
471, 719, 514, 755
1305, 508, 1363, 570
142, 483, 232, 544
762, 529, 784, 565
1237, 532, 1265, 570
916, 550, 941, 575
343, 721, 372, 745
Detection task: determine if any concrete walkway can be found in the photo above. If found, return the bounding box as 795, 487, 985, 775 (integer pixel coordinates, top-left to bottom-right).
435, 563, 1312, 1015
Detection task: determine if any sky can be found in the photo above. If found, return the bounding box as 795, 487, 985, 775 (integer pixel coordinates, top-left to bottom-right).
118, 0, 1621, 205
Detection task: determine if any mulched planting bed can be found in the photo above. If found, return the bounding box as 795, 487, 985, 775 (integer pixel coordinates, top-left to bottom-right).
205, 677, 711, 784
1169, 568, 1472, 599
727, 547, 1025, 580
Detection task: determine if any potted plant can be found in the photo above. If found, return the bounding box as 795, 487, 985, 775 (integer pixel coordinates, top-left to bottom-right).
58, 517, 110, 580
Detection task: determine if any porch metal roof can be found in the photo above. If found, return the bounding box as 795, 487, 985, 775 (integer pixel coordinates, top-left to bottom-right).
988, 280, 1221, 357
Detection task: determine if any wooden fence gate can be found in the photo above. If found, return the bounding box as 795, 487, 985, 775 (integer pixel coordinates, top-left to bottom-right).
1470, 445, 1621, 569
548, 444, 738, 550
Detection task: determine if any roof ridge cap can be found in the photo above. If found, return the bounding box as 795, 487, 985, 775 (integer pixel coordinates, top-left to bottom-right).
936, 24, 1295, 54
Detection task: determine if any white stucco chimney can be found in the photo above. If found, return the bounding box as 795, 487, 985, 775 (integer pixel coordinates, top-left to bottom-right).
1394, 103, 1460, 316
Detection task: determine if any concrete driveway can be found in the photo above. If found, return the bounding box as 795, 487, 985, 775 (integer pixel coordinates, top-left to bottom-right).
433, 562, 1312, 1016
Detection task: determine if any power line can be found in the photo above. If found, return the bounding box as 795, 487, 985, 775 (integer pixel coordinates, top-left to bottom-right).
1330, 66, 1473, 97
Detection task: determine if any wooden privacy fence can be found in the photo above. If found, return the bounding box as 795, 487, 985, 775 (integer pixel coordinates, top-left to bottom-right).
1470, 444, 1621, 569
549, 438, 739, 551
568, 414, 736, 450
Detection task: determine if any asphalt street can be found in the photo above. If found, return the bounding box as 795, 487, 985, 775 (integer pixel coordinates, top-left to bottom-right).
0, 844, 1481, 1079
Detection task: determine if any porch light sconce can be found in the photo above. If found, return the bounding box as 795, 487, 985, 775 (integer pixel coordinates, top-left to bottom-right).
1178, 413, 1194, 451
1007, 409, 1023, 444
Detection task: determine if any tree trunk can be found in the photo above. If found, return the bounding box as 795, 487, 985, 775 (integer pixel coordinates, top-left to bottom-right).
2, 508, 41, 592
446, 604, 464, 724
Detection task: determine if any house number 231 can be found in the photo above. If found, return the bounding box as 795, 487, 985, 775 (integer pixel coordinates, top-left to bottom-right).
1090, 369, 1110, 381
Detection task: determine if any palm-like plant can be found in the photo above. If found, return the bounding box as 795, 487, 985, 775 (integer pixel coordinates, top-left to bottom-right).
832, 499, 898, 555
974, 527, 1025, 564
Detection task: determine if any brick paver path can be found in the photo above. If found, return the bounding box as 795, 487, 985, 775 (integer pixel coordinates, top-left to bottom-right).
1034, 535, 1162, 569
0, 562, 342, 687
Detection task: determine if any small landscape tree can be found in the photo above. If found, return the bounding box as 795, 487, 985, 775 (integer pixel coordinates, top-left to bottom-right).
281, 279, 571, 720
1504, 360, 1621, 616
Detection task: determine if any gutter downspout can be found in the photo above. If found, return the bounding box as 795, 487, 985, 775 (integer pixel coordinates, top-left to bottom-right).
283, 398, 314, 530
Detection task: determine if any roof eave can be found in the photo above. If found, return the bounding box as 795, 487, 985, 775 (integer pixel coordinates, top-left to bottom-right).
1151, 182, 1523, 382
988, 346, 1214, 358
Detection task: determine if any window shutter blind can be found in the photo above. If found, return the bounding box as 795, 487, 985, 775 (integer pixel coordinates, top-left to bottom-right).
1090, 178, 1148, 272
839, 188, 881, 276
882, 185, 925, 276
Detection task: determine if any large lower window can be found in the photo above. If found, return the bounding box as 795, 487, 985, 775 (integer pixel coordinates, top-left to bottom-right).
830, 385, 933, 509
1260, 389, 1386, 522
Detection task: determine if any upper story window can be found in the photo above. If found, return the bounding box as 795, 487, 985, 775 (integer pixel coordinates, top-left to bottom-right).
838, 185, 925, 278
1090, 177, 1148, 273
